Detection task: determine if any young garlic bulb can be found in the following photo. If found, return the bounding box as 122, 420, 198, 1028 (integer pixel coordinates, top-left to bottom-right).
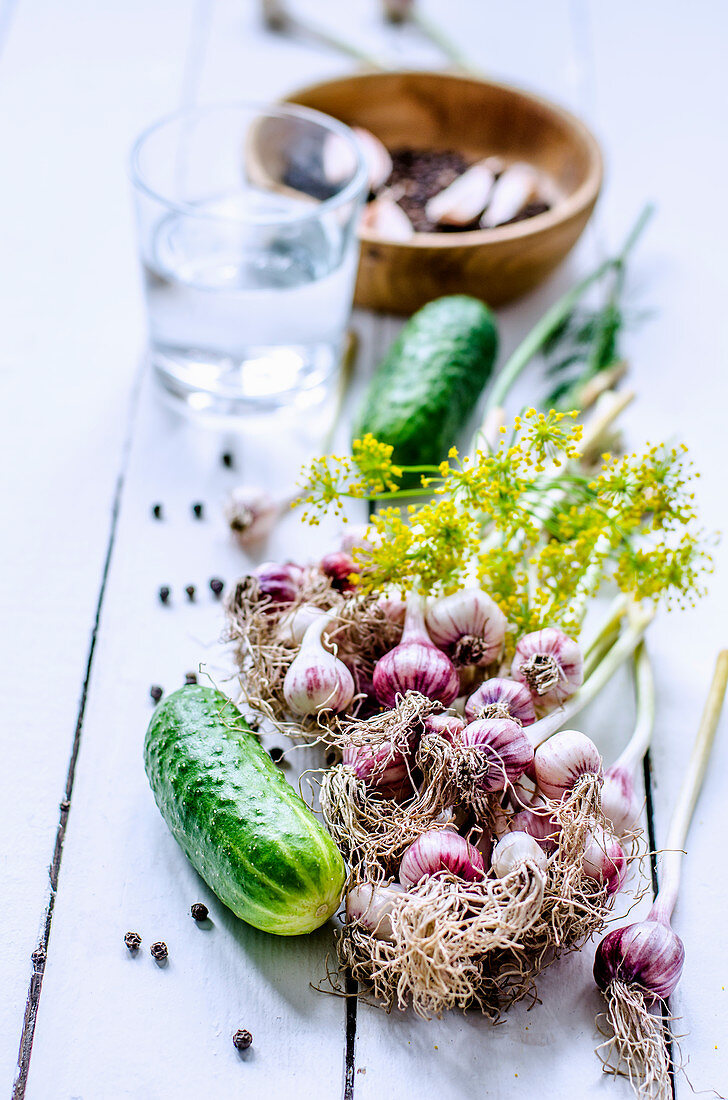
320, 551, 358, 593
458, 718, 535, 794
425, 588, 507, 667
423, 713, 466, 742
594, 906, 685, 1001
254, 561, 305, 606
533, 729, 603, 800
399, 829, 485, 889
283, 613, 355, 717
511, 627, 583, 708
601, 764, 643, 836
346, 882, 405, 942
225, 486, 285, 547
373, 595, 459, 708
491, 831, 548, 877
464, 677, 536, 725
581, 826, 627, 895
342, 739, 413, 794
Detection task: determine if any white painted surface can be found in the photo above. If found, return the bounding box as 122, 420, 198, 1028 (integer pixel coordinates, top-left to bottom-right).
2, 0, 727, 1097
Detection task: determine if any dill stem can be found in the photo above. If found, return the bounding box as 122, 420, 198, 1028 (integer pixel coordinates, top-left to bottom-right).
652, 650, 728, 922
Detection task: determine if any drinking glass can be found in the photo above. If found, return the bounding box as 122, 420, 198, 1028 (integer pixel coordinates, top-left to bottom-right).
130, 102, 367, 416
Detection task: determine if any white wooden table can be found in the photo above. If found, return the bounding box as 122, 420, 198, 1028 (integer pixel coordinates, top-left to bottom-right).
2, 1, 727, 1097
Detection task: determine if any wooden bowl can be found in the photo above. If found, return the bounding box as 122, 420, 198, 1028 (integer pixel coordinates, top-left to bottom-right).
286, 70, 603, 314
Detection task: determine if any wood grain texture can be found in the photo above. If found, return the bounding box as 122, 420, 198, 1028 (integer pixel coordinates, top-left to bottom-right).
0, 0, 198, 1090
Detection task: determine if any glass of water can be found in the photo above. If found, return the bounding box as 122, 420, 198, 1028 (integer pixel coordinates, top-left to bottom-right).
130, 102, 368, 416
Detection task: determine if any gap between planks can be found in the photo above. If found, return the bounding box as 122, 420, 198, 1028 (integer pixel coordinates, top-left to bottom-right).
11, 362, 145, 1100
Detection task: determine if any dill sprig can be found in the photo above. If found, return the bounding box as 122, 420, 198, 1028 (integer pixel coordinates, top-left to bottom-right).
297, 412, 710, 640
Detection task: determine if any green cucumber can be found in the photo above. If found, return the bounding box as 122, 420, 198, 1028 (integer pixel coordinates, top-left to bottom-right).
144, 685, 345, 936
353, 295, 498, 469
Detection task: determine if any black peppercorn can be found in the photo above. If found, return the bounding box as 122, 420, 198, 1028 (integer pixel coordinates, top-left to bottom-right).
190, 902, 209, 922
221, 452, 234, 468
152, 503, 163, 520
268, 746, 284, 763
209, 577, 224, 597
185, 584, 196, 601
185, 672, 198, 685
150, 941, 168, 961
192, 502, 204, 519
232, 1029, 253, 1051
125, 931, 142, 952
150, 685, 163, 703
159, 586, 171, 604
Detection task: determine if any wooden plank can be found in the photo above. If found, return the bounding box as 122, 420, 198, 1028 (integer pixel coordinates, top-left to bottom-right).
0, 0, 199, 1090
583, 2, 728, 1094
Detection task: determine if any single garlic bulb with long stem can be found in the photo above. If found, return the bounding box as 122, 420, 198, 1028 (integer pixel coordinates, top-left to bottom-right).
593, 651, 728, 1100
399, 829, 485, 888
533, 729, 603, 800
464, 677, 536, 725
512, 627, 583, 709
425, 588, 507, 667
373, 594, 459, 707
283, 612, 355, 716
491, 831, 549, 877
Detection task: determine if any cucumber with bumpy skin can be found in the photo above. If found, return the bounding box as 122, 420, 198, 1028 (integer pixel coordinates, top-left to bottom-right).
144, 685, 345, 935
353, 295, 498, 469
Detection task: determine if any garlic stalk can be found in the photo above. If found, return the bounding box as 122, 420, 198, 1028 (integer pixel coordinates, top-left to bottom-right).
593, 650, 728, 1096
602, 641, 654, 835
399, 829, 485, 888
283, 611, 355, 717
425, 587, 507, 667
373, 594, 459, 707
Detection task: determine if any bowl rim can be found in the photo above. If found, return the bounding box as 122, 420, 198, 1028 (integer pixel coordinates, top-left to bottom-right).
284, 69, 603, 249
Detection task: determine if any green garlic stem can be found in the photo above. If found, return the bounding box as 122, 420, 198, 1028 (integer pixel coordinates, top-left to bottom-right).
477, 203, 654, 429
613, 640, 654, 774
528, 607, 655, 749
273, 8, 389, 69
582, 594, 629, 673
652, 650, 728, 923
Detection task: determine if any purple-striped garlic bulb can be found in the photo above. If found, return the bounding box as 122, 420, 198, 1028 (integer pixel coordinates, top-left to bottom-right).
510, 797, 561, 850
399, 829, 485, 888
254, 561, 305, 605
423, 713, 465, 743
342, 739, 413, 793
512, 627, 583, 708
346, 882, 405, 942
373, 595, 459, 707
582, 826, 627, 895
533, 729, 603, 800
593, 908, 685, 1001
425, 588, 507, 667
464, 677, 536, 725
601, 763, 643, 836
457, 718, 535, 794
320, 551, 358, 593
283, 613, 355, 717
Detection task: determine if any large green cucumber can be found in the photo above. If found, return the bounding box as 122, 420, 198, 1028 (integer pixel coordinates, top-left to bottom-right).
353, 295, 498, 469
144, 686, 345, 935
